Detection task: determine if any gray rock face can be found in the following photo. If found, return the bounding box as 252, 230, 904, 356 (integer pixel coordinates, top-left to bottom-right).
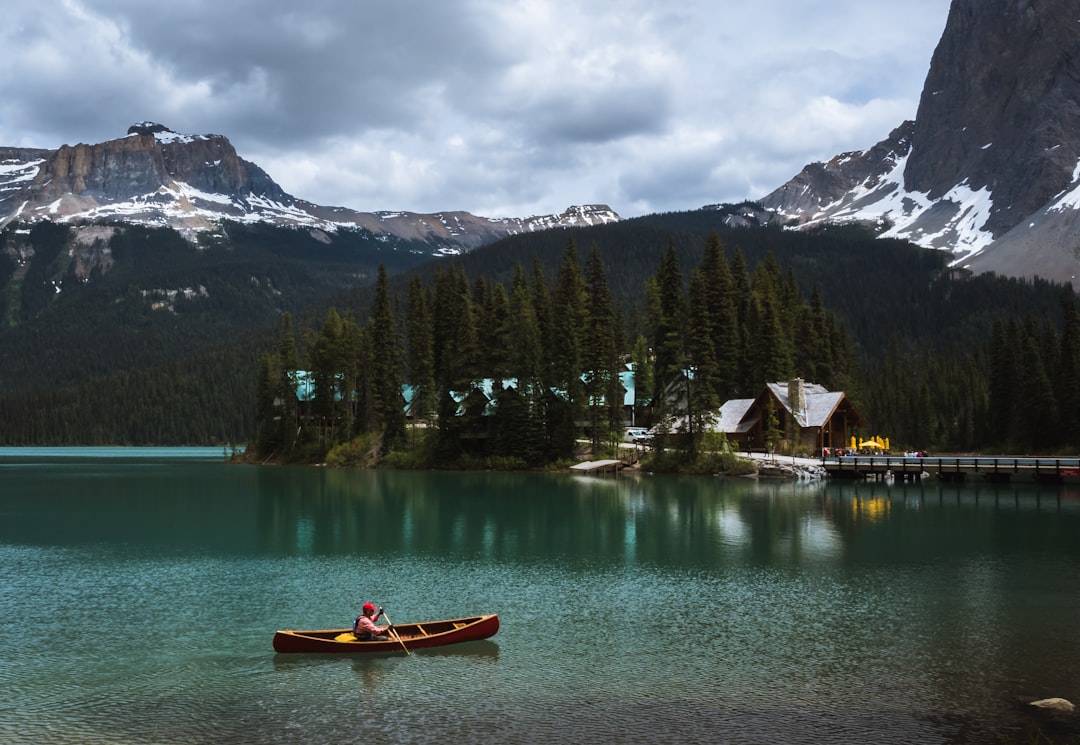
0, 123, 621, 254
905, 0, 1080, 237
759, 0, 1080, 289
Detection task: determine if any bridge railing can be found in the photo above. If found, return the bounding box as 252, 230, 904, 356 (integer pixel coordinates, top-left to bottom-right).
821, 455, 1080, 473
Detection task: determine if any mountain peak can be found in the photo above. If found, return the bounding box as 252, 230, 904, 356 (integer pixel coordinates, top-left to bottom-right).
759, 0, 1080, 290
127, 121, 174, 137
0, 126, 620, 255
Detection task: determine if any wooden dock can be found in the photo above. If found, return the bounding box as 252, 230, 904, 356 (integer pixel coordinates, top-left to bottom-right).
570, 459, 624, 474
822, 455, 1080, 484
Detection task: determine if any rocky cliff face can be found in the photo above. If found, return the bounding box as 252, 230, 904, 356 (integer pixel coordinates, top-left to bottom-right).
26, 122, 286, 204
0, 122, 620, 254
906, 0, 1080, 235
760, 0, 1080, 290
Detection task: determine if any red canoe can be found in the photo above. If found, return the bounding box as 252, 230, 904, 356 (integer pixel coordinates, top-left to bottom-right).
272, 613, 499, 653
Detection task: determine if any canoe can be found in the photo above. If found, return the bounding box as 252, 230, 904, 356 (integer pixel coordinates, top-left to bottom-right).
272, 613, 499, 653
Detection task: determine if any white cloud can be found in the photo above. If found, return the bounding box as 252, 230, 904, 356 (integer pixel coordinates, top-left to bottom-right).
1, 0, 952, 218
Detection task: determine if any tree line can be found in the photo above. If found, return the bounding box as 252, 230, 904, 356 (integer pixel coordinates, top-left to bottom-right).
861, 288, 1080, 454
253, 232, 859, 465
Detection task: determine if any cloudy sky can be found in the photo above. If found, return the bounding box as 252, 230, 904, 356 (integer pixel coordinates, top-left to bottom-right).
1, 0, 952, 219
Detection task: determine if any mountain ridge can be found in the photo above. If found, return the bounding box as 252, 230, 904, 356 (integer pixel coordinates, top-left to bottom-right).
0, 121, 620, 256
759, 0, 1080, 291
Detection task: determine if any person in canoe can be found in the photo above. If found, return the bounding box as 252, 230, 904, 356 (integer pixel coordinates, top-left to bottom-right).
353, 602, 391, 640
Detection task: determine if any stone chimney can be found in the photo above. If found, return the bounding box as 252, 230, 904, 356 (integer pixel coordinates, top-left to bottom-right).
788, 378, 806, 415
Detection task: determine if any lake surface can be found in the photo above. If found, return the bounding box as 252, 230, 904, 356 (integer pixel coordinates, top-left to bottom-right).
1, 448, 1079, 744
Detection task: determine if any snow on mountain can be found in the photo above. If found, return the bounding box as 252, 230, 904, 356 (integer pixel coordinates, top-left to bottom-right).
759, 0, 1080, 291
0, 123, 620, 255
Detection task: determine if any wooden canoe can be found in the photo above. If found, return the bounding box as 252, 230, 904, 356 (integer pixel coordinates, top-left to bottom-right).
272, 613, 499, 653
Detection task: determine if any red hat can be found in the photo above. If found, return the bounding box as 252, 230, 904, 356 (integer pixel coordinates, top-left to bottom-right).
362, 602, 377, 613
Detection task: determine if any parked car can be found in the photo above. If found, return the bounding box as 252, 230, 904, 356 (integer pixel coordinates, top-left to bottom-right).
624, 427, 653, 443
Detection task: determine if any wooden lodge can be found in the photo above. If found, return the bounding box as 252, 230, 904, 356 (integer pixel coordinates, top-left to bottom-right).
699, 378, 866, 454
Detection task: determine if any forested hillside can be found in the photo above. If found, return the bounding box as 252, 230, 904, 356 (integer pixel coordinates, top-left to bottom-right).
254, 233, 859, 466
1, 207, 1077, 452
264, 210, 1080, 459
0, 221, 431, 444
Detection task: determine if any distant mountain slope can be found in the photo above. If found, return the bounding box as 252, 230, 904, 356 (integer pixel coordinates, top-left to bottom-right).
759, 0, 1080, 291
0, 122, 620, 256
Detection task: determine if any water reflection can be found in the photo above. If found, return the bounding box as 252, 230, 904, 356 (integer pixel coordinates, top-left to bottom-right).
5, 457, 1080, 744
251, 469, 846, 569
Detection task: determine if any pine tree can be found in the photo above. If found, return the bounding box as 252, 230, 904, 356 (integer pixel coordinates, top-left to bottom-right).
582, 245, 621, 448
548, 239, 588, 458
728, 247, 754, 396
498, 264, 545, 462
630, 334, 653, 424
701, 232, 738, 401
1019, 315, 1057, 450
369, 264, 405, 451
406, 276, 437, 429
432, 266, 478, 457
650, 241, 685, 420
255, 352, 280, 450
1057, 291, 1080, 445
273, 312, 300, 449
987, 318, 1021, 448
686, 267, 721, 442
307, 307, 349, 446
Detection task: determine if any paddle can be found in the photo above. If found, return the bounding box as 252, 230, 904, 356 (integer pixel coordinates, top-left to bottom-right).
380, 609, 411, 656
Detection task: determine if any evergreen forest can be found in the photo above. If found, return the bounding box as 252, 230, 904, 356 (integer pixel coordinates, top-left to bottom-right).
1, 208, 1078, 457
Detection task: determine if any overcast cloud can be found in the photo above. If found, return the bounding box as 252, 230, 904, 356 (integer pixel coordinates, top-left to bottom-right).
1, 0, 951, 218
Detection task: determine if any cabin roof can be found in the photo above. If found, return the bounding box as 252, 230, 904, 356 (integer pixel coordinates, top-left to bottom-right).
765, 382, 844, 428
715, 398, 757, 433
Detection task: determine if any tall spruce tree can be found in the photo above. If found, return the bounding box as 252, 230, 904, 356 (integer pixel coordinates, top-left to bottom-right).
548, 239, 587, 457
650, 241, 685, 423
686, 267, 721, 442
1057, 292, 1080, 445
494, 264, 545, 462
308, 307, 349, 445
269, 312, 300, 449
701, 232, 739, 401
369, 265, 405, 451
431, 265, 478, 456
582, 245, 621, 448
630, 334, 653, 424
406, 276, 436, 430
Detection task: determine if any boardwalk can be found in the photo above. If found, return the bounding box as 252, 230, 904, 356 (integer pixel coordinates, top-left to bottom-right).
822, 455, 1080, 483
570, 459, 624, 474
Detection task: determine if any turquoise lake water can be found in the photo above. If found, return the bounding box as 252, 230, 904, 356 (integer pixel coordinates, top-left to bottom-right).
1, 448, 1078, 744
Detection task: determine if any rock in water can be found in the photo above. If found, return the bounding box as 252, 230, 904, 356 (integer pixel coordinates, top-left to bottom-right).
1029, 698, 1075, 713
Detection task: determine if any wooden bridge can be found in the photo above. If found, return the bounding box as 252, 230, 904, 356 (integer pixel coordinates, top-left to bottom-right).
822, 455, 1080, 484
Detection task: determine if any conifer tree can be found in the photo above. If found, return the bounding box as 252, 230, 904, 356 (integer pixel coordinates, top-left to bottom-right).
686, 267, 721, 441
271, 312, 300, 449
255, 351, 281, 450
478, 279, 511, 380
700, 232, 738, 401
494, 264, 545, 462
431, 265, 478, 456
582, 245, 620, 448
630, 334, 653, 423
650, 241, 685, 420
548, 239, 588, 457
1019, 315, 1057, 449
308, 307, 349, 445
369, 264, 405, 451
1057, 291, 1080, 445
406, 276, 437, 430
987, 318, 1021, 448
728, 247, 754, 395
